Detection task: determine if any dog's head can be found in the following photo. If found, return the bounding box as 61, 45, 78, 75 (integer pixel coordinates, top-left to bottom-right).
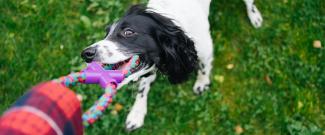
81, 5, 198, 83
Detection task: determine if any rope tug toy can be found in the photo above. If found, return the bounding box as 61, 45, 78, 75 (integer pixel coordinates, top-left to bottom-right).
53, 55, 140, 127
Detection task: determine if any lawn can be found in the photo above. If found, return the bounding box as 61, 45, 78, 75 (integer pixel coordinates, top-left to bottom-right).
0, 0, 324, 134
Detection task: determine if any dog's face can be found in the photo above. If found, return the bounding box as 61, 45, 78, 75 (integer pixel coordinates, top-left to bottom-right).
81, 5, 198, 83
81, 13, 160, 65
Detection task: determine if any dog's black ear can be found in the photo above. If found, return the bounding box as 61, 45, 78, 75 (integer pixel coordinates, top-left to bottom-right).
145, 11, 199, 84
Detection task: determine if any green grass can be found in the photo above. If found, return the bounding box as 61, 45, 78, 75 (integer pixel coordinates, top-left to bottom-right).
0, 0, 324, 134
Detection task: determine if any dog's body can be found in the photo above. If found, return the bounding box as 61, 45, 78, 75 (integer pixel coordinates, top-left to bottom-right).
81, 0, 263, 131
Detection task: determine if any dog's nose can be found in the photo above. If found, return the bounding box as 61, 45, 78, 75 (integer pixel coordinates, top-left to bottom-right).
81, 47, 97, 63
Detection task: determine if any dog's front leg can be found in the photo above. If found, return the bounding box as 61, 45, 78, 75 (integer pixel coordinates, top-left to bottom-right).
193, 56, 213, 95
125, 72, 156, 131
243, 0, 263, 28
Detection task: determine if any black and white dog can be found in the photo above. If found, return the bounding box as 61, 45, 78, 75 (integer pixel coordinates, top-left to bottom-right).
81, 0, 263, 131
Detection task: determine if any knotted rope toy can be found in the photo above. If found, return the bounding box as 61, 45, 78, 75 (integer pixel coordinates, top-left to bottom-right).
53, 55, 140, 127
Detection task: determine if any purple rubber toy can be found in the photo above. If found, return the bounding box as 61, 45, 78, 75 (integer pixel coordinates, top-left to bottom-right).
53, 55, 140, 126
82, 62, 124, 88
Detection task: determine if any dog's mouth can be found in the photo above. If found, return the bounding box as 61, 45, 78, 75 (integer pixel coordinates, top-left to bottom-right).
102, 55, 144, 74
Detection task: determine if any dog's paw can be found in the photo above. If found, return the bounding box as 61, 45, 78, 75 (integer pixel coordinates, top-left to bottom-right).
125, 108, 146, 132
247, 5, 263, 28
193, 79, 210, 95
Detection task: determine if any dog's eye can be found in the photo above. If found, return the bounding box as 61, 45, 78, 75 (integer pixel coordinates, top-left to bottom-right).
122, 28, 136, 37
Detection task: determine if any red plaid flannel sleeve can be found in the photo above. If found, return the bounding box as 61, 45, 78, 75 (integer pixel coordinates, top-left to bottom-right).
0, 82, 83, 135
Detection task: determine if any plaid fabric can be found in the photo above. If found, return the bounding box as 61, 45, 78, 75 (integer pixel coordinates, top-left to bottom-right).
0, 82, 83, 135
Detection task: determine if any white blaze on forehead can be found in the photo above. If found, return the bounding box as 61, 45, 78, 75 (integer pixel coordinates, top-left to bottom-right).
107, 23, 118, 37
95, 40, 130, 64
